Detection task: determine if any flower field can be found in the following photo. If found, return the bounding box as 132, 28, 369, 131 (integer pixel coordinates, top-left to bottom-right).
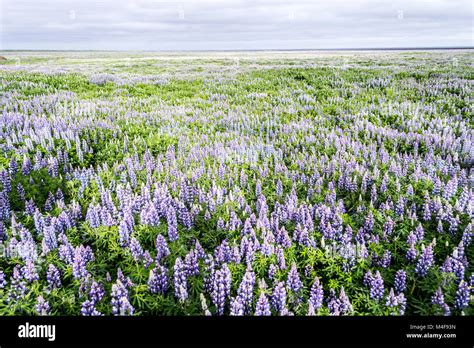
0, 50, 472, 316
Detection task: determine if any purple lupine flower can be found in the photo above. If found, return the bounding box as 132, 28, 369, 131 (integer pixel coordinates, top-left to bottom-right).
72, 246, 89, 279
140, 203, 160, 226
8, 157, 18, 178
166, 206, 179, 241
364, 211, 375, 232
99, 207, 114, 227
327, 288, 340, 316
16, 183, 25, 202
255, 180, 262, 196
395, 197, 405, 216
89, 281, 105, 303
407, 231, 417, 245
22, 156, 32, 175
271, 281, 287, 315
194, 239, 205, 259
422, 201, 431, 221
275, 246, 286, 270
155, 234, 170, 261
437, 220, 444, 234
338, 286, 353, 314
383, 216, 394, 236
380, 250, 391, 268
148, 265, 168, 294
228, 212, 242, 232
397, 293, 407, 315
117, 268, 134, 290
44, 193, 53, 212
203, 255, 215, 294
406, 245, 417, 262
0, 171, 11, 193
431, 287, 450, 315
129, 237, 143, 262
211, 264, 232, 315
431, 287, 445, 306
21, 261, 39, 283
81, 300, 103, 316
217, 218, 225, 230
287, 262, 303, 295
461, 224, 472, 246
230, 245, 242, 264
178, 206, 193, 230
441, 303, 451, 316
215, 239, 232, 264
236, 268, 255, 313
43, 223, 58, 252
370, 184, 378, 203
367, 270, 384, 301
35, 295, 50, 315
242, 218, 253, 235
48, 158, 59, 177
255, 292, 271, 316
309, 277, 324, 310
229, 296, 245, 316
184, 250, 200, 276
268, 263, 277, 280
118, 220, 131, 247
58, 239, 74, 265
414, 224, 424, 242
0, 190, 10, 221
394, 270, 406, 294
17, 227, 38, 262
363, 270, 373, 286
118, 297, 135, 316
55, 188, 64, 203
0, 222, 6, 242
454, 281, 470, 311
276, 179, 283, 197
0, 269, 7, 288
449, 215, 459, 235
408, 203, 418, 220
415, 244, 434, 277
8, 266, 27, 302
386, 288, 398, 310
173, 257, 188, 302
111, 280, 134, 316
441, 248, 465, 282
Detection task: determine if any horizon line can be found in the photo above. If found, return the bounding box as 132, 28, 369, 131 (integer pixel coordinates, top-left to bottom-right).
1, 46, 473, 53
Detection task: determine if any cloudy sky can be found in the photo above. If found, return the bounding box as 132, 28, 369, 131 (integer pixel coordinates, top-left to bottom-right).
0, 0, 472, 50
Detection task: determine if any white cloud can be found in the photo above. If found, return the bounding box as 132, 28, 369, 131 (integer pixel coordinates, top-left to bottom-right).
0, 0, 472, 50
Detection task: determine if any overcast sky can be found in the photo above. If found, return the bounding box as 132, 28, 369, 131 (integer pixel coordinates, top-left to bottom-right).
0, 0, 472, 50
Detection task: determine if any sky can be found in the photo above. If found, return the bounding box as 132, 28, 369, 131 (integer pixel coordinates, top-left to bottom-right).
0, 0, 472, 50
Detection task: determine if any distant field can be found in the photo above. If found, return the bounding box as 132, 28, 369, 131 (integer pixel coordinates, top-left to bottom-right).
0, 50, 472, 316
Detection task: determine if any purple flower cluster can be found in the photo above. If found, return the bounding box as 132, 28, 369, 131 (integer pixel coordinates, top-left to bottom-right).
364, 270, 384, 301
211, 264, 232, 315
173, 258, 188, 303
0, 52, 471, 317
415, 244, 434, 277
148, 265, 168, 295
111, 279, 134, 316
